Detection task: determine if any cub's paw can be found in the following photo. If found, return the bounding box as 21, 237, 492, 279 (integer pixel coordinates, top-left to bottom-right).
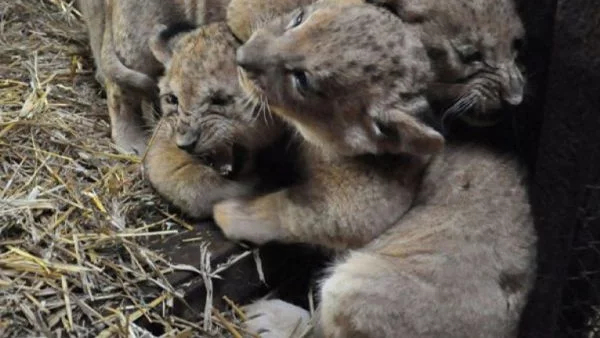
243, 299, 311, 338
213, 198, 281, 245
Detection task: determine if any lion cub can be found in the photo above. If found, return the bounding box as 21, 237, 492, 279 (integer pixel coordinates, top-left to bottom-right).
215, 2, 441, 249
214, 3, 536, 338
367, 0, 527, 126
77, 0, 230, 155
144, 22, 289, 219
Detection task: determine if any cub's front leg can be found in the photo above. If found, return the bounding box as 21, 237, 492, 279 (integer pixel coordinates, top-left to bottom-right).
214, 155, 422, 250
144, 118, 256, 219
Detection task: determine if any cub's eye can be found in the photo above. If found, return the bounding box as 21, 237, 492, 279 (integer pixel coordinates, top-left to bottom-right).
456, 45, 483, 64
164, 93, 178, 105
287, 9, 304, 29
291, 70, 310, 95
512, 38, 525, 53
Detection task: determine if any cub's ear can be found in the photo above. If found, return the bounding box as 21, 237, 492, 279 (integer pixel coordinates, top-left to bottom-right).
370, 108, 444, 156
365, 0, 429, 23
149, 22, 196, 65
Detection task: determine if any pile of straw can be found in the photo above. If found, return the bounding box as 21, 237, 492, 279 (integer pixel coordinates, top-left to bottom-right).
0, 1, 253, 336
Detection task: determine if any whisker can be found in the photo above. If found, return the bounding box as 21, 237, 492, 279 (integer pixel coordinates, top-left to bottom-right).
242, 92, 254, 111
443, 93, 470, 116
237, 67, 264, 126
479, 71, 504, 87
260, 97, 269, 127
263, 96, 274, 126
441, 92, 477, 133
249, 100, 262, 125
475, 85, 498, 102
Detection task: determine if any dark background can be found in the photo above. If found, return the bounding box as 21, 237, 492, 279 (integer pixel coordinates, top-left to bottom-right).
515, 0, 600, 336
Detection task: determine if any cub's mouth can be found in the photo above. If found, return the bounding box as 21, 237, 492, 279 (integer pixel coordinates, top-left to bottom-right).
195, 143, 249, 179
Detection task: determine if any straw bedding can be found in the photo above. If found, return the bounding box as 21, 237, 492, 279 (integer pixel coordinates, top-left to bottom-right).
0, 1, 253, 336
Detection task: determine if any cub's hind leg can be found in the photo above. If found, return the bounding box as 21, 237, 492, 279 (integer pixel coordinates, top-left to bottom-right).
314, 251, 422, 338
241, 251, 405, 338
241, 251, 414, 338
316, 245, 518, 338
243, 243, 517, 338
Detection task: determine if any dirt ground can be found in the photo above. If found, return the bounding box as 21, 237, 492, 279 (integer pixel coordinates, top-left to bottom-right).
0, 1, 250, 337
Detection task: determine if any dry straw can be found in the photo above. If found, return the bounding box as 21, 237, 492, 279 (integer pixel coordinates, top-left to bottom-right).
0, 1, 252, 336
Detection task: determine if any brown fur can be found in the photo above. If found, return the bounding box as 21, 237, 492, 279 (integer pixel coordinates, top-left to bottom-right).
77, 0, 230, 155
212, 3, 535, 337
144, 22, 288, 219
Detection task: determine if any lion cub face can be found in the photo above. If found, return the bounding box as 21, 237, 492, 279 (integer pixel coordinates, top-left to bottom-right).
236, 4, 443, 157
150, 22, 283, 172
368, 0, 526, 125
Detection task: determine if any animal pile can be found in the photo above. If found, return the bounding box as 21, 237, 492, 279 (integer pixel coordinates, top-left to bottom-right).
78, 0, 536, 337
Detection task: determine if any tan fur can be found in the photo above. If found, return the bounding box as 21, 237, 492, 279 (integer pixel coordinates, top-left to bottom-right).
212, 3, 535, 337
215, 3, 440, 249
144, 22, 287, 219
77, 0, 230, 155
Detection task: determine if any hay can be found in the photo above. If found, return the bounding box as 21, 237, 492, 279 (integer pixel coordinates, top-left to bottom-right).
0, 1, 250, 336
